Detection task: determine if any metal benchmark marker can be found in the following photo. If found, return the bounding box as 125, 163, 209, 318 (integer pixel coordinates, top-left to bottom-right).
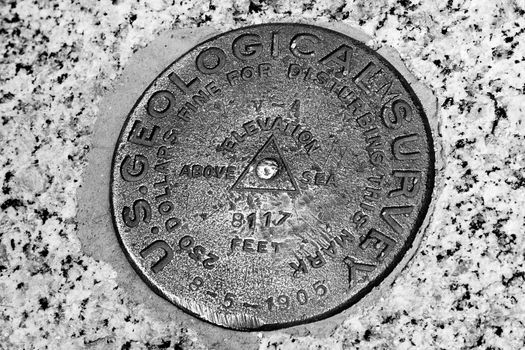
110, 23, 435, 330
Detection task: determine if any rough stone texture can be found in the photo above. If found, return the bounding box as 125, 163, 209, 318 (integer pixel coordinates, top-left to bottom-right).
0, 1, 524, 349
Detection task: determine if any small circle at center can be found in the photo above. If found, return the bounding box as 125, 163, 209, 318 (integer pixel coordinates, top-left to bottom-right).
256, 158, 279, 180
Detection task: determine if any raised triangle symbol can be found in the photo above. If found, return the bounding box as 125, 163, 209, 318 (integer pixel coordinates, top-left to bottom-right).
231, 135, 299, 193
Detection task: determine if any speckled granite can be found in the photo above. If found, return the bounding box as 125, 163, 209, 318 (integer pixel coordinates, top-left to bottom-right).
0, 1, 524, 349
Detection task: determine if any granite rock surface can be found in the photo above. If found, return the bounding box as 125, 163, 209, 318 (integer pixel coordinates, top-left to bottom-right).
0, 0, 524, 349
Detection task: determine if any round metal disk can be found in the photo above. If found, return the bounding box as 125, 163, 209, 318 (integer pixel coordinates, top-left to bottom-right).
110, 23, 435, 330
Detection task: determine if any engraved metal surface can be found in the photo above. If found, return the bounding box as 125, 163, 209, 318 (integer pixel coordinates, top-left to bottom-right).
110, 23, 435, 330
